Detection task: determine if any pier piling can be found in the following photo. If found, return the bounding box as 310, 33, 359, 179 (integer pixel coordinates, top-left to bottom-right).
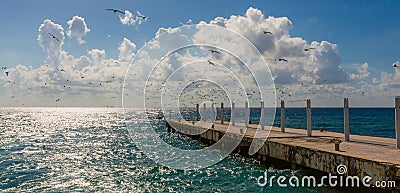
281, 100, 285, 132
211, 103, 215, 123
196, 104, 199, 121
344, 98, 350, 141
220, 103, 224, 124
231, 102, 235, 126
396, 96, 400, 148
203, 103, 206, 122
245, 101, 249, 129
260, 101, 265, 130
306, 99, 312, 136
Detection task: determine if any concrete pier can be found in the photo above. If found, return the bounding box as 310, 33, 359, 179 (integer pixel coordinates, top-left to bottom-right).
168, 121, 400, 189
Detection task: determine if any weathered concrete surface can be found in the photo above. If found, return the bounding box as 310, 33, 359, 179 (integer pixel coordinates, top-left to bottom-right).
169, 121, 400, 189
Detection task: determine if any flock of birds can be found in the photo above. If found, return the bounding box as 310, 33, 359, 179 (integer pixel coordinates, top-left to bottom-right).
1, 8, 150, 105
1, 10, 399, 106
106, 8, 150, 20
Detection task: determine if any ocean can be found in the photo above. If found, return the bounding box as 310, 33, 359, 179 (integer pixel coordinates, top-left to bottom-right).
0, 107, 395, 192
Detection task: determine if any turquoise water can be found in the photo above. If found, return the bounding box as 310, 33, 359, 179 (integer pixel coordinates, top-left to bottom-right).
210, 108, 395, 138
0, 108, 393, 192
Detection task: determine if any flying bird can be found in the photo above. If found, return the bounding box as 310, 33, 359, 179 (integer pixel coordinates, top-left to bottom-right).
208, 60, 215, 66
304, 47, 316, 51
105, 9, 125, 14
263, 31, 273, 35
209, 50, 220, 54
394, 63, 399, 68
1, 67, 6, 70
276, 58, 288, 62
5, 71, 9, 76
136, 14, 150, 20
56, 99, 60, 102
48, 33, 60, 42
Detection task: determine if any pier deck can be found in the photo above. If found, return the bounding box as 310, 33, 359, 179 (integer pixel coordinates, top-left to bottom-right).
169, 121, 400, 188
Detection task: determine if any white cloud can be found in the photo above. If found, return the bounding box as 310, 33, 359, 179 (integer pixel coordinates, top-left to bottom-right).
349, 62, 370, 81
119, 10, 149, 26
118, 38, 136, 61
1, 8, 397, 107
67, 16, 90, 44
37, 19, 64, 64
199, 7, 351, 85
148, 27, 189, 51
119, 10, 137, 26
1, 17, 135, 107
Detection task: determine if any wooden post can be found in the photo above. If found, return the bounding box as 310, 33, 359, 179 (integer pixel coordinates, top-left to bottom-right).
196, 104, 199, 121
260, 101, 265, 130
203, 103, 206, 122
306, 99, 312, 136
221, 103, 224, 124
231, 102, 235, 126
344, 98, 350, 141
396, 96, 400, 148
281, 100, 285, 132
245, 101, 249, 128
211, 103, 215, 123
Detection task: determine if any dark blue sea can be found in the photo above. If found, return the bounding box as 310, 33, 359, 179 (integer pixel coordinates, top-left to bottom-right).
0, 107, 395, 192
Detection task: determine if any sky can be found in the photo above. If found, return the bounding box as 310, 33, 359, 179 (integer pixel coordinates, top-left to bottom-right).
0, 0, 399, 107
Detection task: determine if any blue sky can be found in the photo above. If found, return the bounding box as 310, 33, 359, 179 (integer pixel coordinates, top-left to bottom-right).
0, 0, 399, 107
1, 0, 399, 71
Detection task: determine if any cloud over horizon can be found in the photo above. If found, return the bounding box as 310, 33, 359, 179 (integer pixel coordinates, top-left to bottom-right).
1, 7, 399, 107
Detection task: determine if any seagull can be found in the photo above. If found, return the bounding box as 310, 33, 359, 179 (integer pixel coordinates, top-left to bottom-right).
304, 47, 316, 51
209, 50, 220, 54
263, 31, 273, 35
105, 8, 125, 14
48, 33, 60, 42
208, 60, 215, 66
136, 14, 150, 20
394, 63, 399, 68
276, 58, 288, 62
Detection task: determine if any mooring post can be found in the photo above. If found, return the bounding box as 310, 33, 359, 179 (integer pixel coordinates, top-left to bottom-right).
211, 103, 215, 128
221, 103, 224, 124
306, 99, 312, 136
260, 101, 265, 130
232, 102, 235, 126
344, 98, 350, 141
211, 103, 215, 123
245, 101, 249, 128
281, 100, 285, 132
196, 104, 199, 122
203, 103, 207, 122
396, 96, 400, 148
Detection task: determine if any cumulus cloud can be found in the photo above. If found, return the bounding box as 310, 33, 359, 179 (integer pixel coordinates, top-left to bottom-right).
148, 27, 189, 51
67, 16, 90, 44
0, 16, 136, 107
38, 19, 64, 63
118, 38, 136, 61
197, 7, 351, 85
119, 10, 137, 25
349, 62, 370, 81
2, 8, 397, 107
